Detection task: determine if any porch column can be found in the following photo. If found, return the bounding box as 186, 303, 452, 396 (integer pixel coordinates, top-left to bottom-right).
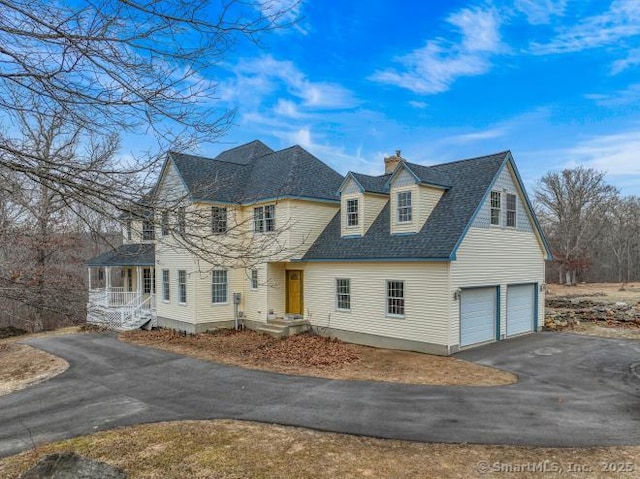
136, 266, 142, 294
105, 266, 111, 290
87, 267, 92, 290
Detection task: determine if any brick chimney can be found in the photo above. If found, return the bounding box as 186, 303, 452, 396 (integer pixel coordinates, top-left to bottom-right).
384, 149, 404, 174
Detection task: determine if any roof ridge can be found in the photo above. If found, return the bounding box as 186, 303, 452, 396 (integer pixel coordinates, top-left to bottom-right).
425, 150, 510, 169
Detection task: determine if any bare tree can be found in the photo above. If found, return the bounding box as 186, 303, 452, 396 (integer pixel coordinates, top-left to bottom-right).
0, 97, 121, 330
535, 166, 618, 285
0, 0, 297, 213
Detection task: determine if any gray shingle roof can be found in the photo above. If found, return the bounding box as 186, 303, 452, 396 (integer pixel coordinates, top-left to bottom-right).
351, 173, 391, 194
303, 151, 510, 261
87, 244, 155, 267
167, 141, 343, 204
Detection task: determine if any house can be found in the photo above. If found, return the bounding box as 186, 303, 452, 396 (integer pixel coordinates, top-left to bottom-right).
86, 141, 552, 354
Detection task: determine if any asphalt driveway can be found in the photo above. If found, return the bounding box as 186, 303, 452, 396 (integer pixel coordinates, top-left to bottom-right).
0, 332, 639, 457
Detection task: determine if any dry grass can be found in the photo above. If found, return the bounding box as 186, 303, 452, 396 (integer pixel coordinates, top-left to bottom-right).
547, 283, 640, 303
120, 329, 516, 386
567, 322, 640, 340
0, 420, 638, 479
0, 343, 68, 396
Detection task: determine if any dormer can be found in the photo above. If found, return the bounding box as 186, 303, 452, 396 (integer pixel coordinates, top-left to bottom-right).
387, 160, 449, 235
338, 173, 389, 237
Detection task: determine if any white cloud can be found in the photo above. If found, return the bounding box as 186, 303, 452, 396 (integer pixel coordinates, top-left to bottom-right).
514, 0, 567, 25
446, 127, 508, 143
258, 0, 307, 35
562, 130, 640, 176
408, 100, 428, 109
530, 0, 640, 55
611, 48, 640, 74
370, 7, 503, 94
585, 83, 640, 106
227, 56, 357, 110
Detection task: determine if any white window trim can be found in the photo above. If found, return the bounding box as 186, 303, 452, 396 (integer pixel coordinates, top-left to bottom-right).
396, 191, 413, 224
253, 204, 276, 233
161, 210, 170, 236
506, 192, 517, 228
161, 269, 170, 303
212, 206, 228, 234
346, 199, 359, 227
211, 270, 228, 304
385, 279, 405, 318
490, 190, 502, 227
335, 278, 351, 311
178, 270, 187, 305
250, 269, 258, 291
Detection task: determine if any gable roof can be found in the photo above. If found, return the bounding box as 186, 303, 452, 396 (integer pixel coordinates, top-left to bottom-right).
351, 172, 391, 195
162, 141, 343, 204
303, 151, 532, 261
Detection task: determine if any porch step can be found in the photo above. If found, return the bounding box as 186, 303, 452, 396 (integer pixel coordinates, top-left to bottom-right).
256, 324, 287, 338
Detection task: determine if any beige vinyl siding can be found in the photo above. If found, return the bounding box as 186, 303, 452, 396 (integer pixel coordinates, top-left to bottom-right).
155, 243, 197, 325
450, 227, 546, 345
303, 262, 451, 344
242, 264, 268, 323
193, 267, 242, 324
363, 194, 388, 234
122, 219, 143, 244
417, 185, 444, 227
155, 161, 189, 206
287, 200, 340, 258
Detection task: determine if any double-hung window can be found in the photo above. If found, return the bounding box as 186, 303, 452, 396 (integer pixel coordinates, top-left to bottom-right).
178, 270, 187, 304
142, 219, 155, 241
506, 193, 517, 228
212, 270, 228, 304
161, 211, 170, 236
490, 191, 501, 226
162, 270, 170, 302
254, 205, 275, 233
250, 269, 258, 290
212, 206, 227, 234
397, 191, 412, 223
346, 199, 359, 227
386, 280, 405, 317
177, 207, 186, 235
336, 278, 351, 311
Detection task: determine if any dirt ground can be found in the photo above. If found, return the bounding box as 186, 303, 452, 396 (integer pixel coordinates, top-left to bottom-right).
547, 282, 640, 303
121, 329, 516, 386
1, 420, 638, 479
0, 343, 68, 396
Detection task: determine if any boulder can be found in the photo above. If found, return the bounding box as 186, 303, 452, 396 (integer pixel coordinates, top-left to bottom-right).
20, 453, 127, 479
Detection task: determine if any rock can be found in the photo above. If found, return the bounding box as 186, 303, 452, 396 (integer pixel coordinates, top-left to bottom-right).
20, 453, 127, 479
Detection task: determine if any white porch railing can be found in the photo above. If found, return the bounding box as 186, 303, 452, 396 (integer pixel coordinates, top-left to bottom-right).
87, 289, 157, 330
89, 288, 156, 308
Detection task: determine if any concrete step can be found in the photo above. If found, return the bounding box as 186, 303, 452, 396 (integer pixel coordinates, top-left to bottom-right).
256, 325, 287, 338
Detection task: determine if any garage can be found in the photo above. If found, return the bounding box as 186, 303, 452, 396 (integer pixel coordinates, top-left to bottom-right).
506, 283, 536, 337
460, 287, 497, 347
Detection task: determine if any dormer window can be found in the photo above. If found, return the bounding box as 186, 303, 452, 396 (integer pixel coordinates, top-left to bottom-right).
490, 191, 501, 226
346, 199, 359, 226
397, 191, 412, 223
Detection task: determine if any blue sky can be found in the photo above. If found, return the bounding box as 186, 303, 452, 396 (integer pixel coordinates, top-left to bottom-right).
148, 0, 640, 195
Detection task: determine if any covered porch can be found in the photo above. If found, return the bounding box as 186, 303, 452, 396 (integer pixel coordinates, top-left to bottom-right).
86, 244, 157, 330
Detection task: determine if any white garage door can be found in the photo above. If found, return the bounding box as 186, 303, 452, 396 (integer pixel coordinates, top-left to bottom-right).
507, 284, 535, 337
460, 287, 497, 347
